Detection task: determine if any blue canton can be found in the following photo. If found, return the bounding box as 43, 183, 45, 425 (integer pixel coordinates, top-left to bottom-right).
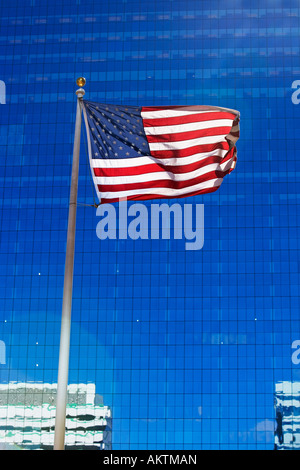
84, 101, 151, 160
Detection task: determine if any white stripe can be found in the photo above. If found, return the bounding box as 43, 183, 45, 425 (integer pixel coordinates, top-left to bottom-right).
90, 148, 228, 169
100, 177, 222, 200
94, 162, 225, 185
142, 109, 219, 119
153, 148, 228, 168
220, 156, 235, 172
90, 155, 153, 168
141, 106, 239, 120
148, 134, 227, 151
144, 119, 234, 136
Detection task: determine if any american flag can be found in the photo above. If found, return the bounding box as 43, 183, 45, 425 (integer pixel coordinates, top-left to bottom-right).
83, 101, 240, 204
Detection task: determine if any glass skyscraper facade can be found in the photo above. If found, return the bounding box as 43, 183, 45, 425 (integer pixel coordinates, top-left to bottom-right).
0, 0, 300, 450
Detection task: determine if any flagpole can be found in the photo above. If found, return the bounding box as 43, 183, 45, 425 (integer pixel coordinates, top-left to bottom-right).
53, 78, 86, 450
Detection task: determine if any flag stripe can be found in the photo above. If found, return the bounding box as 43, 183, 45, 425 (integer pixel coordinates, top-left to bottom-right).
94, 162, 232, 186
141, 107, 238, 119
149, 141, 230, 159
97, 171, 229, 194
99, 177, 223, 201
89, 146, 229, 169
146, 126, 233, 143
144, 119, 236, 135
93, 149, 235, 180
147, 134, 228, 151
92, 153, 230, 177
91, 150, 228, 175
142, 111, 238, 127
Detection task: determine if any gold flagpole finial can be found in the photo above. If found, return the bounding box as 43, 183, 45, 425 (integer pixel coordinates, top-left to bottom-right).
76, 77, 86, 88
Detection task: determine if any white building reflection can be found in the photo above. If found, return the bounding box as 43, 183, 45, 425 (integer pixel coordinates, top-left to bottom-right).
0, 382, 111, 450
274, 381, 300, 450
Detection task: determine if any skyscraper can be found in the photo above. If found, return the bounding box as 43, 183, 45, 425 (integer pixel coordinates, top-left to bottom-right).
0, 0, 300, 450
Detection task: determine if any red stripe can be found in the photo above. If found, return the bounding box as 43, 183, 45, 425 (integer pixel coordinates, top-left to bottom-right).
149, 141, 230, 159
142, 111, 237, 128
93, 154, 228, 178
101, 185, 220, 203
146, 126, 233, 143
97, 169, 230, 193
